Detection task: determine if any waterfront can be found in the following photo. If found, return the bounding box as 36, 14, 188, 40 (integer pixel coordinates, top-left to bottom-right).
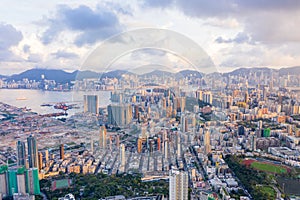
0, 89, 111, 115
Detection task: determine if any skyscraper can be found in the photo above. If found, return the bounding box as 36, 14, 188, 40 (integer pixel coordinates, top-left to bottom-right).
60, 144, 65, 160
27, 168, 40, 195
44, 150, 49, 164
203, 91, 213, 105
120, 144, 125, 167
177, 134, 181, 158
17, 169, 26, 195
38, 152, 43, 171
16, 141, 26, 167
99, 125, 107, 149
84, 95, 99, 115
164, 140, 168, 159
27, 135, 39, 169
108, 104, 132, 127
1, 166, 40, 198
169, 169, 188, 200
204, 130, 211, 154
0, 165, 8, 197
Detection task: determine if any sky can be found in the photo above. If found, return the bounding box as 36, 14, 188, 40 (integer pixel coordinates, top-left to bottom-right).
0, 0, 300, 75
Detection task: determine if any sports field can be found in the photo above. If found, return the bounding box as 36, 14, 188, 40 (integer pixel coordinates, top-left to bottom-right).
51, 179, 71, 191
250, 162, 287, 174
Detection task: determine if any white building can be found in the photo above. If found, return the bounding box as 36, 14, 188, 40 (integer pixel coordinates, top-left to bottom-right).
169, 169, 188, 200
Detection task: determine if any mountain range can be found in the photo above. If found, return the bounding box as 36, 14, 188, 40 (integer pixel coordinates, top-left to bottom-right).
1, 66, 300, 83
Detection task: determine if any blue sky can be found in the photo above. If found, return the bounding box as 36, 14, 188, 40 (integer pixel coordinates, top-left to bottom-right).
0, 0, 300, 75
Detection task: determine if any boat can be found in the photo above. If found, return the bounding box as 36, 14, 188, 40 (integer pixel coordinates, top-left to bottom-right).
41, 103, 52, 107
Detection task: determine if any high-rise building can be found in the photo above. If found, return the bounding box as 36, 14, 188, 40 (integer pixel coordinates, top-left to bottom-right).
27, 168, 40, 195
60, 144, 65, 160
169, 169, 188, 200
108, 104, 132, 127
137, 138, 143, 153
0, 165, 8, 198
203, 91, 213, 105
84, 95, 99, 115
90, 140, 94, 153
38, 152, 43, 171
164, 140, 168, 159
120, 144, 125, 167
16, 141, 26, 167
8, 168, 18, 195
244, 91, 249, 103
177, 135, 181, 158
99, 125, 107, 149
17, 169, 26, 195
251, 134, 257, 151
116, 135, 120, 148
44, 150, 49, 164
196, 90, 203, 101
176, 97, 186, 113
27, 135, 39, 169
204, 130, 211, 154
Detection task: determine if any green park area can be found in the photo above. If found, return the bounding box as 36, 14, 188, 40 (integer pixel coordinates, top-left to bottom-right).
255, 185, 276, 199
251, 162, 287, 174
40, 173, 168, 200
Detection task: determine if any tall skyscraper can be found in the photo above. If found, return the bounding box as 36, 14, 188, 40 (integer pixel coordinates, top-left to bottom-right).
0, 165, 8, 197
60, 144, 65, 160
44, 150, 49, 164
164, 140, 168, 159
108, 104, 132, 127
137, 138, 143, 153
203, 91, 213, 105
84, 95, 99, 115
38, 152, 43, 171
27, 135, 39, 169
17, 169, 26, 195
1, 166, 40, 198
8, 167, 18, 195
99, 125, 107, 149
16, 141, 26, 166
204, 130, 211, 154
177, 135, 181, 158
169, 169, 188, 200
176, 97, 186, 113
120, 144, 125, 167
27, 168, 40, 195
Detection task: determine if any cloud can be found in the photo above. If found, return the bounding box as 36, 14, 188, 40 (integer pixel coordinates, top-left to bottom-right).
41, 5, 122, 46
103, 2, 133, 16
0, 23, 23, 62
23, 44, 31, 53
143, 0, 300, 44
0, 23, 23, 50
27, 53, 42, 63
143, 0, 174, 8
51, 50, 79, 59
215, 32, 253, 44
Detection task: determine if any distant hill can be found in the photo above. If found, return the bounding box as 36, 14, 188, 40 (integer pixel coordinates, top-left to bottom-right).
141, 70, 174, 77
176, 70, 203, 79
225, 66, 300, 77
279, 66, 300, 75
72, 70, 100, 80
100, 70, 133, 79
5, 69, 130, 83
8, 69, 74, 83
3, 66, 300, 84
225, 67, 273, 76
